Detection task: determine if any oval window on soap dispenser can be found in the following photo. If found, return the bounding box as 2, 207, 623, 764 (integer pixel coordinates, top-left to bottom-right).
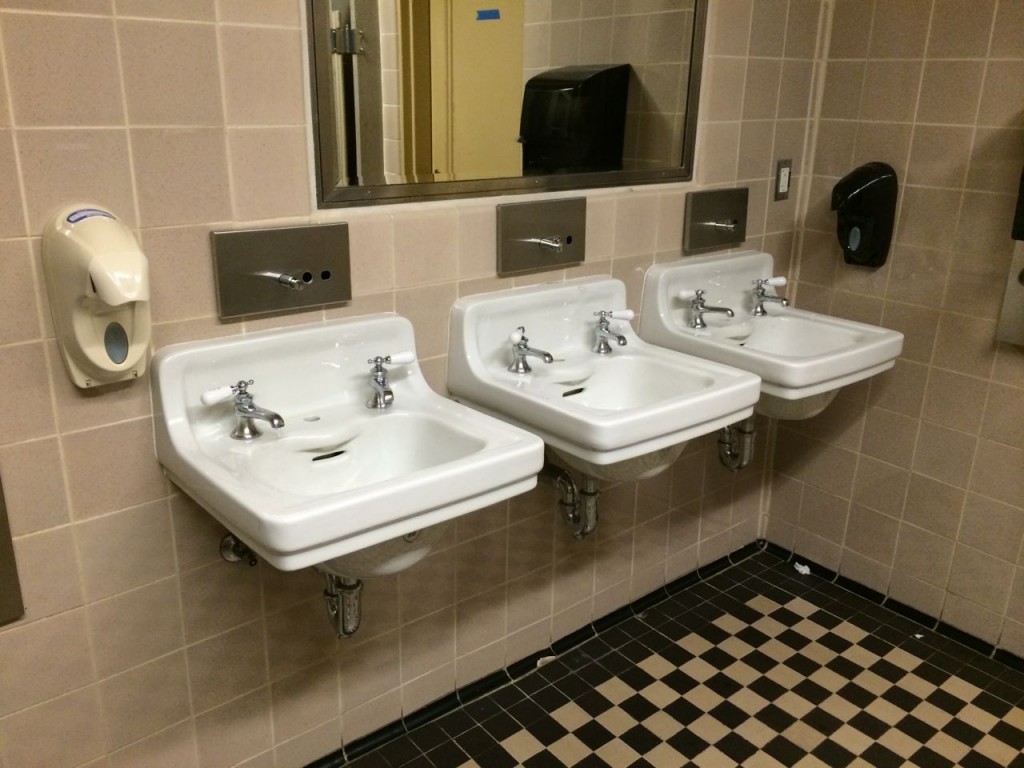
830, 162, 898, 268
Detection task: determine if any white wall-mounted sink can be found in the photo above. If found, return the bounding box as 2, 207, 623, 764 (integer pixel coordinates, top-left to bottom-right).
152, 314, 543, 571
447, 277, 762, 481
639, 250, 904, 419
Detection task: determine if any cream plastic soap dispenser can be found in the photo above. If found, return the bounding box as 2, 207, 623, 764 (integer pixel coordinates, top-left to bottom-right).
41, 204, 152, 388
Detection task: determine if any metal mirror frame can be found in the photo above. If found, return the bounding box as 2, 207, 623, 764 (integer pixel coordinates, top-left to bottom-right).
307, 1, 707, 208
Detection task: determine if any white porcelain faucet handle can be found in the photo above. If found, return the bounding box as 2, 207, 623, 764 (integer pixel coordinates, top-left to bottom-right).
677, 289, 698, 300
386, 351, 415, 365
200, 385, 236, 406
607, 309, 635, 320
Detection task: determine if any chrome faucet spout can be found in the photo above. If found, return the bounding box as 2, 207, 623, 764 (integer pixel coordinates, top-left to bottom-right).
508, 327, 554, 373
752, 277, 789, 316
228, 383, 285, 440
684, 289, 734, 330
592, 309, 631, 354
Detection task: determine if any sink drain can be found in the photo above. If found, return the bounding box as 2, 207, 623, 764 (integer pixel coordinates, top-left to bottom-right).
562, 387, 585, 397
312, 450, 346, 462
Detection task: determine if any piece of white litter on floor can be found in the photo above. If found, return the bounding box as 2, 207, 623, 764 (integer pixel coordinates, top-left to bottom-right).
915, 634, 924, 639
536, 655, 557, 668
794, 563, 811, 576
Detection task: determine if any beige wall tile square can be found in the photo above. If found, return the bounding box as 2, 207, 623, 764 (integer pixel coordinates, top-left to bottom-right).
819, 61, 865, 121
131, 127, 232, 227
970, 439, 1024, 508
0, 688, 105, 768
217, 0, 299, 26
17, 128, 136, 233
860, 406, 918, 469
0, 610, 95, 716
0, 437, 69, 535
454, 529, 508, 601
894, 523, 954, 586
959, 493, 1024, 563
932, 312, 997, 379
867, 359, 928, 419
400, 607, 455, 681
922, 368, 989, 434
0, 240, 40, 344
264, 598, 337, 681
188, 621, 267, 714
88, 577, 184, 677
887, 570, 945, 617
777, 60, 815, 120
978, 60, 1024, 128
108, 722, 199, 768
903, 473, 965, 539
142, 225, 219, 324
76, 502, 174, 602
743, 61, 782, 121
913, 422, 978, 489
869, 0, 931, 59
505, 572, 551, 635
456, 586, 507, 656
829, 0, 873, 59
702, 57, 747, 122
0, 133, 26, 237
942, 594, 1003, 645
338, 630, 400, 710
786, 0, 824, 59
99, 652, 191, 750
906, 126, 973, 188
396, 548, 455, 624
62, 418, 166, 519
119, 20, 222, 125
928, 0, 996, 58
981, 383, 1024, 449
990, 0, 1024, 57
3, 14, 122, 126
180, 559, 260, 642
395, 282, 457, 359
917, 60, 986, 125
948, 544, 1014, 611
13, 526, 84, 620
270, 661, 340, 743
705, 0, 752, 56
195, 688, 273, 768
393, 211, 458, 288
227, 126, 311, 219
220, 26, 305, 125
852, 457, 910, 518
0, 342, 54, 445
116, 0, 215, 20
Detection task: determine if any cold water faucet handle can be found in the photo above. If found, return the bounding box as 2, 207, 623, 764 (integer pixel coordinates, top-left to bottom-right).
592, 309, 632, 354
752, 276, 789, 315
367, 352, 414, 409
679, 289, 734, 330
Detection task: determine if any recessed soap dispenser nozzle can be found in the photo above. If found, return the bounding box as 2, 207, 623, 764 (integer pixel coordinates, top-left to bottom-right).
41, 204, 152, 388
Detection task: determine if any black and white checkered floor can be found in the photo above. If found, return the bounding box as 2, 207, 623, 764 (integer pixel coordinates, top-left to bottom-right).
344, 550, 1024, 767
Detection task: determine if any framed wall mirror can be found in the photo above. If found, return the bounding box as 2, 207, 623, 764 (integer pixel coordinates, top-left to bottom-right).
308, 0, 707, 207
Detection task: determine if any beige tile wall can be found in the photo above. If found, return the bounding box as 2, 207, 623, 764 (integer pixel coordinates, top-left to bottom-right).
0, 2, 810, 766
766, 0, 1024, 655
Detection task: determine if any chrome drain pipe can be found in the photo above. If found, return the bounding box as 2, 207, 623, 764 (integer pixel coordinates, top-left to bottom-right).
718, 416, 756, 471
318, 569, 363, 638
538, 462, 599, 539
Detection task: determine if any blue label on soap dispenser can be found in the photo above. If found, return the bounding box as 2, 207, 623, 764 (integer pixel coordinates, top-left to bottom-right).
67, 208, 115, 224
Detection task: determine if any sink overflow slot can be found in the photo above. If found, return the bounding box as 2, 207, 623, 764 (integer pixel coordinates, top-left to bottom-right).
312, 450, 346, 462
562, 387, 585, 397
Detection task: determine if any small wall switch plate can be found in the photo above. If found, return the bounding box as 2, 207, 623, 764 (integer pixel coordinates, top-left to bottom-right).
683, 188, 748, 254
497, 197, 586, 277
775, 159, 792, 201
212, 223, 352, 319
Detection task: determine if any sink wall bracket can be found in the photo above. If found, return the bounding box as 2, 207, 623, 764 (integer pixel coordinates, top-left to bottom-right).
718, 416, 756, 471
220, 534, 258, 566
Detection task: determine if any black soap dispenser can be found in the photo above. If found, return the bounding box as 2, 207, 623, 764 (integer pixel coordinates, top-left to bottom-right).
831, 162, 898, 267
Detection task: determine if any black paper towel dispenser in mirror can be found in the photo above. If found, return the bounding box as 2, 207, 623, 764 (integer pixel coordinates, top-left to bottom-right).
831, 162, 898, 268
519, 64, 630, 175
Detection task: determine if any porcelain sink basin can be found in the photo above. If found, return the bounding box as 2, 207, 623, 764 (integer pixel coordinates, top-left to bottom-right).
447, 277, 761, 481
152, 314, 543, 571
639, 250, 904, 419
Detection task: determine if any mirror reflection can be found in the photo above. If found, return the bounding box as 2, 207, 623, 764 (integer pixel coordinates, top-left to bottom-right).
308, 0, 706, 206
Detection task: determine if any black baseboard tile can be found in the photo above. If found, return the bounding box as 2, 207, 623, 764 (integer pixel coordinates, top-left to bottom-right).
593, 604, 636, 634
881, 596, 939, 630
551, 624, 596, 655
834, 574, 885, 606
341, 719, 408, 763
760, 540, 794, 562
458, 669, 512, 706
993, 647, 1024, 674
507, 650, 553, 682
936, 621, 996, 658
663, 568, 702, 597
629, 587, 670, 615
